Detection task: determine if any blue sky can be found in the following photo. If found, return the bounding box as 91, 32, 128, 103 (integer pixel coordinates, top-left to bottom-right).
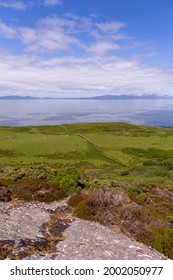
0, 0, 173, 97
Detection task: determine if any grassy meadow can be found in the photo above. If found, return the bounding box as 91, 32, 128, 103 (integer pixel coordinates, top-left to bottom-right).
0, 122, 173, 258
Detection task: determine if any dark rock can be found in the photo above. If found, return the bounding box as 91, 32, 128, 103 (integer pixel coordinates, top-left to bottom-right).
0, 186, 12, 202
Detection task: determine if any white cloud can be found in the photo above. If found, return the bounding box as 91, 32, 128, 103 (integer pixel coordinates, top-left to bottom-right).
20, 19, 82, 53
96, 21, 127, 34
88, 41, 120, 55
0, 0, 31, 10
0, 0, 62, 10
0, 22, 17, 38
0, 14, 172, 97
0, 52, 172, 97
87, 20, 128, 55
42, 0, 62, 6
0, 15, 128, 54
19, 27, 37, 44
0, 17, 83, 53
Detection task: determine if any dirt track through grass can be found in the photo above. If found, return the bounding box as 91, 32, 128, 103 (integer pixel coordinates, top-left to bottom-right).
59, 125, 123, 166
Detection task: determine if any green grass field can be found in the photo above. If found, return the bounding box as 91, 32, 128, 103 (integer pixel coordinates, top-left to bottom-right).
1, 122, 173, 183
1, 122, 173, 259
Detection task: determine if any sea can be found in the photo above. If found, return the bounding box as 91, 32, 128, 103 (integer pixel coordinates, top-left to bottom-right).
0, 99, 173, 127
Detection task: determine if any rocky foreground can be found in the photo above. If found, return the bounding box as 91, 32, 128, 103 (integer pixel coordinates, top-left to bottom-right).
0, 200, 168, 260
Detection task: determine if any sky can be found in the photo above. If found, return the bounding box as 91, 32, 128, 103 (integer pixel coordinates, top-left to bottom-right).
0, 0, 173, 97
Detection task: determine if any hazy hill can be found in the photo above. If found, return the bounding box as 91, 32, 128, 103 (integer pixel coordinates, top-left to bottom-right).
0, 94, 173, 100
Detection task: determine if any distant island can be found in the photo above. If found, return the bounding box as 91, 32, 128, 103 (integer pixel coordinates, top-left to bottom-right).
0, 95, 40, 100
89, 94, 173, 100
0, 94, 173, 100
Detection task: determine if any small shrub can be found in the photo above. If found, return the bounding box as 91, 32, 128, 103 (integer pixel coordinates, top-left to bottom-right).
13, 183, 66, 202
0, 149, 24, 157
33, 190, 66, 202
127, 186, 142, 197
122, 147, 173, 160
135, 193, 153, 205
60, 175, 81, 195
121, 170, 129, 176
143, 160, 159, 166
68, 193, 87, 207
70, 188, 130, 226
73, 200, 93, 220
166, 215, 173, 224
151, 228, 173, 259
152, 168, 170, 177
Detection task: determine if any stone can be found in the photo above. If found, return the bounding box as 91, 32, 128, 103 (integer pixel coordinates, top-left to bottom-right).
0, 186, 12, 202
0, 200, 169, 260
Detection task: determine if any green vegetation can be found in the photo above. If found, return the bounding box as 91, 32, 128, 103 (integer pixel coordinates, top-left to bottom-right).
0, 122, 173, 258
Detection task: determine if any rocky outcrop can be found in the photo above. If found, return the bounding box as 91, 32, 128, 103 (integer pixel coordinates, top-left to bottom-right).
0, 200, 168, 260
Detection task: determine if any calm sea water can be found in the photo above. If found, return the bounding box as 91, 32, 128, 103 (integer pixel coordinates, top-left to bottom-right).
0, 99, 173, 126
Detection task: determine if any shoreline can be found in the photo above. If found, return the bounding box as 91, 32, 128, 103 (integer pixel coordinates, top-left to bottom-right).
0, 121, 173, 129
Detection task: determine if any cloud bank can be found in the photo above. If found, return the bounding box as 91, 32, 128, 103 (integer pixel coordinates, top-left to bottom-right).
0, 52, 172, 97
0, 13, 172, 97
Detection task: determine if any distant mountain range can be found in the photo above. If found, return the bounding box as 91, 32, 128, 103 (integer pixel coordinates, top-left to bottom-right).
0, 94, 173, 100
89, 94, 173, 100
0, 95, 39, 100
